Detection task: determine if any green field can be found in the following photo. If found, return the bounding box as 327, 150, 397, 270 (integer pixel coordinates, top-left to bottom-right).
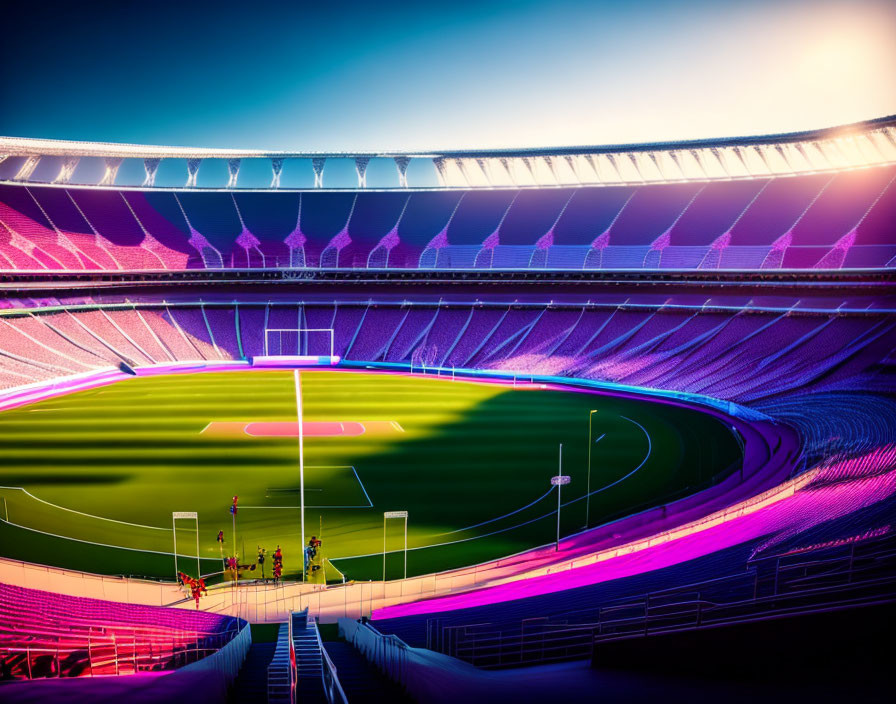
0, 370, 740, 583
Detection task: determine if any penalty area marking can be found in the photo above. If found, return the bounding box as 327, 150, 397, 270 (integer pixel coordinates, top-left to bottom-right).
239, 466, 373, 509
200, 420, 404, 438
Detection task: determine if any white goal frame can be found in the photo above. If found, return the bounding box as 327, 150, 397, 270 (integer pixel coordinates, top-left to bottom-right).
172, 511, 201, 580
264, 328, 335, 357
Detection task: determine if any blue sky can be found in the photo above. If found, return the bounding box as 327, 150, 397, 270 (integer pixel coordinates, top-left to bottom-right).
2, 0, 894, 151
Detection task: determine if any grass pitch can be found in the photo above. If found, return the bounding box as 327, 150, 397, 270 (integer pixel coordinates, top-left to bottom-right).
0, 370, 740, 582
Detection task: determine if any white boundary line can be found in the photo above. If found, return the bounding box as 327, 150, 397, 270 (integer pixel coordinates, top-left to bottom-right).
330, 415, 654, 562
0, 485, 170, 531
0, 416, 652, 566
0, 514, 204, 560
0, 383, 657, 575
240, 465, 374, 509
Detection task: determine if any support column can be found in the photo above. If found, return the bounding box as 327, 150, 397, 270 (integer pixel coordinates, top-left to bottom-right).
186, 158, 202, 187
271, 158, 284, 188
227, 158, 241, 188
13, 156, 40, 181
99, 157, 124, 186
354, 156, 371, 188
394, 156, 411, 188
143, 158, 161, 186
53, 157, 80, 184
312, 158, 326, 188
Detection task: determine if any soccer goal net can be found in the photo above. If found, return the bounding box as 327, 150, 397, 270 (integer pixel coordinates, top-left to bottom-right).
263, 328, 336, 358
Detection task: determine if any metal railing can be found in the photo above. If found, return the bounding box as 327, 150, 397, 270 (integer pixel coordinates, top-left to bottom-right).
314, 618, 349, 704
339, 618, 409, 690
429, 533, 896, 668
0, 624, 243, 680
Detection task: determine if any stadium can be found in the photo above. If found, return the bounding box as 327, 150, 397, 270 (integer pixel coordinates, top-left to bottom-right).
1, 3, 895, 701
1, 114, 894, 702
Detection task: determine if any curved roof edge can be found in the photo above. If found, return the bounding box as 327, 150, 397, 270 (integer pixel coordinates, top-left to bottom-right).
1, 115, 894, 190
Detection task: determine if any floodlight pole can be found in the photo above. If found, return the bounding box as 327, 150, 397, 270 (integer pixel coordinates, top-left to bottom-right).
585, 410, 597, 528
557, 444, 562, 551
551, 449, 570, 553
295, 370, 306, 583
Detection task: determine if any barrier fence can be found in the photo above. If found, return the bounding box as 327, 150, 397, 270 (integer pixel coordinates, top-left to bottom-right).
427, 533, 896, 668
0, 460, 814, 626
176, 618, 251, 689
1, 620, 247, 681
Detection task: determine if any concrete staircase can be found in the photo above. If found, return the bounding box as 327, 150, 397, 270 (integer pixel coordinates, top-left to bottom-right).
266, 623, 293, 703
292, 610, 329, 704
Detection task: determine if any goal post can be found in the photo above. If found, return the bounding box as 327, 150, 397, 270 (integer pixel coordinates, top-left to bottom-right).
253, 328, 340, 366
172, 511, 201, 580
264, 328, 335, 357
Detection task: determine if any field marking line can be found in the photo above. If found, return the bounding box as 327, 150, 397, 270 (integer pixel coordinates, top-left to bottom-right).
240, 465, 373, 510
241, 505, 369, 509
352, 465, 374, 508
200, 420, 401, 437
0, 485, 170, 531
0, 461, 374, 532
0, 513, 203, 560
435, 486, 556, 536
563, 415, 653, 508
332, 503, 565, 562
331, 416, 654, 561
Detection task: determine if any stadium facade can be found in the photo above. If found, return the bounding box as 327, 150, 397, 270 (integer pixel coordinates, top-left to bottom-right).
0, 118, 893, 702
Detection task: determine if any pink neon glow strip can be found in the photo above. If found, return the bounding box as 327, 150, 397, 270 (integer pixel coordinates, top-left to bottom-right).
373, 446, 896, 619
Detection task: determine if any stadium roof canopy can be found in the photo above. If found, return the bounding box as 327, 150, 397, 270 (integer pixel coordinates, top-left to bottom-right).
1, 115, 894, 191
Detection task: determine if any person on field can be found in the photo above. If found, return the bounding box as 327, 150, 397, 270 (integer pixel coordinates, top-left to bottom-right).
257, 546, 267, 580
190, 578, 207, 608
304, 545, 314, 575
271, 546, 283, 582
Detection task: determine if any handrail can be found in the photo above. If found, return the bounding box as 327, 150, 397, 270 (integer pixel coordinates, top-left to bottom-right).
314, 617, 349, 704
0, 631, 242, 680
339, 619, 410, 690
288, 610, 296, 700
430, 533, 896, 668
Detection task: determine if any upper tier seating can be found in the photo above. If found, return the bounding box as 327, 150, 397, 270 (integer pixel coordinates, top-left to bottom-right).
1, 167, 893, 271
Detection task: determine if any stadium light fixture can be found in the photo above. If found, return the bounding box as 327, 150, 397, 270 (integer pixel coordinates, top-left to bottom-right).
585, 410, 598, 528
551, 444, 570, 552
383, 510, 409, 581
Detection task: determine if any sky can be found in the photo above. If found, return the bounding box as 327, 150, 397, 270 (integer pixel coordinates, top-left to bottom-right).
1, 0, 894, 152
